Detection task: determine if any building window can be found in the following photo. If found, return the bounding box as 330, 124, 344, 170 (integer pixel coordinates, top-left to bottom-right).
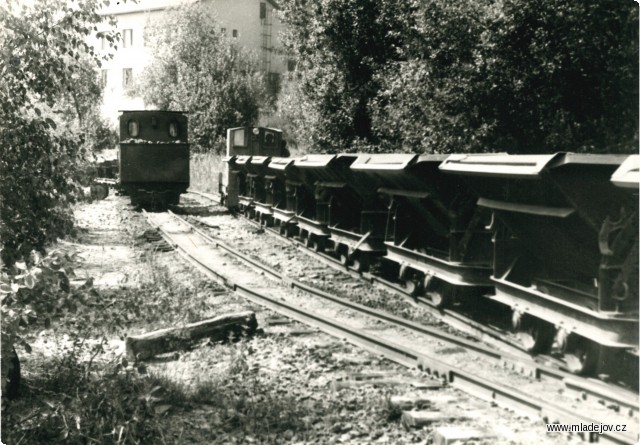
260, 2, 266, 19
122, 29, 133, 48
267, 72, 280, 95
101, 69, 108, 87
287, 59, 296, 72
232, 29, 238, 38
221, 27, 226, 34
123, 68, 132, 88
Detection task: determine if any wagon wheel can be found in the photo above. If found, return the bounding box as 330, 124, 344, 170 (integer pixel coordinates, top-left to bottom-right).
338, 245, 350, 267
404, 278, 422, 296
423, 276, 453, 309
90, 184, 109, 200
514, 313, 555, 354
351, 252, 370, 273
564, 337, 602, 375
304, 232, 314, 248
428, 287, 452, 309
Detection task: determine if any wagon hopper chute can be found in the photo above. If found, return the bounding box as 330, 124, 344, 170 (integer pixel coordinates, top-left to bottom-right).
291, 154, 358, 251
265, 157, 297, 235
354, 154, 494, 305
440, 153, 638, 374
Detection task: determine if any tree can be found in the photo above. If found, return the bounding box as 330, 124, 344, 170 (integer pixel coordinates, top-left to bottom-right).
371, 0, 638, 154
0, 0, 118, 401
1, 0, 117, 264
134, 3, 267, 153
277, 0, 409, 152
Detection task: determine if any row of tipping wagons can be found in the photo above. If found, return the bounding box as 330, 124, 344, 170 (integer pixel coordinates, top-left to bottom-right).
221, 126, 639, 376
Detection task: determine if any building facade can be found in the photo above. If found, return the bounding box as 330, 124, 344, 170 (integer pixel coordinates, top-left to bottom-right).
94, 0, 286, 119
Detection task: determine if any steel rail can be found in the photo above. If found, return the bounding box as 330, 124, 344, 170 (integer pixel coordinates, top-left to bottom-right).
183, 190, 639, 416
170, 212, 506, 360
146, 208, 637, 445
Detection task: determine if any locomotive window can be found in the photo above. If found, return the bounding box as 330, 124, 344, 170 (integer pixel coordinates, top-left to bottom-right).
265, 133, 275, 145
169, 122, 179, 138
233, 129, 246, 147
128, 120, 139, 137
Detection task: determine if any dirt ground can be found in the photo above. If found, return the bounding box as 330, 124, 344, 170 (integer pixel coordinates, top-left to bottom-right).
5, 194, 582, 444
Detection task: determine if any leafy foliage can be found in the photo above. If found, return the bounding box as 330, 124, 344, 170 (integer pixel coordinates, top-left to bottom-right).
1, 0, 117, 264
3, 353, 168, 444
277, 0, 407, 152
134, 3, 267, 153
0, 0, 121, 410
278, 0, 638, 153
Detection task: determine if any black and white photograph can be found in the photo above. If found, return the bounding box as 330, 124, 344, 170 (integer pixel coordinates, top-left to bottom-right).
1, 0, 638, 443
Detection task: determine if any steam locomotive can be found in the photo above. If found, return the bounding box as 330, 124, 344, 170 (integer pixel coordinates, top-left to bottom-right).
118, 110, 190, 209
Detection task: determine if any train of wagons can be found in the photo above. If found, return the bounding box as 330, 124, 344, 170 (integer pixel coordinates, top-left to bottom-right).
106, 111, 637, 377
220, 126, 639, 376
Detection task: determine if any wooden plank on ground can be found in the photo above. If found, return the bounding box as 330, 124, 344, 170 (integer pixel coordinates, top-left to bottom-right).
125, 311, 258, 361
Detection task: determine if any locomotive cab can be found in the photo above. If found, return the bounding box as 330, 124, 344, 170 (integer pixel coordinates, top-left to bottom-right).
222, 127, 287, 209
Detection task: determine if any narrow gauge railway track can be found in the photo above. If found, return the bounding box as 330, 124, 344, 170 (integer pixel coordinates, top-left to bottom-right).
146, 206, 637, 444
185, 190, 639, 418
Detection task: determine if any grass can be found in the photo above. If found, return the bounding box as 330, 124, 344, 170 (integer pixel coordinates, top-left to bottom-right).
2, 207, 408, 445
1, 241, 226, 444
190, 152, 224, 195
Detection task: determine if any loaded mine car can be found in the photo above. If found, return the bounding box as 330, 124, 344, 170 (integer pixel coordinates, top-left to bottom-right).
119, 110, 190, 209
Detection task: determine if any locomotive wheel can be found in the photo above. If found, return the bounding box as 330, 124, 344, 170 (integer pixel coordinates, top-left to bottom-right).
565, 338, 602, 375
517, 315, 555, 354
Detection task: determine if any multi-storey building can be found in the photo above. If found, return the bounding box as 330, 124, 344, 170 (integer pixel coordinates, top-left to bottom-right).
94, 0, 287, 118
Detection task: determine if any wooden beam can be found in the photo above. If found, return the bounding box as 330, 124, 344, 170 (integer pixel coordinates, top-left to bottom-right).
125, 311, 258, 361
